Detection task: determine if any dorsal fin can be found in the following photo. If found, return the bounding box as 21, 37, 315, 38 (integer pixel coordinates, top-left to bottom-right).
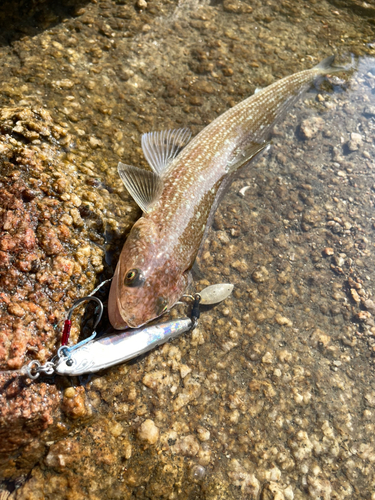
117, 162, 163, 213
141, 128, 192, 175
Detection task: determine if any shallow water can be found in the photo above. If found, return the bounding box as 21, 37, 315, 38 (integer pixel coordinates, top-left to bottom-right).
1, 0, 375, 499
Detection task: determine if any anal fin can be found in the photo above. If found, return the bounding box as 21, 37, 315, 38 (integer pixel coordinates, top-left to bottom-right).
227, 141, 269, 174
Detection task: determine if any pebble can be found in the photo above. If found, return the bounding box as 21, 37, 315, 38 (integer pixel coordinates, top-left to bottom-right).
275, 314, 293, 327
364, 299, 375, 314
89, 136, 103, 148
251, 266, 269, 283
347, 132, 363, 151
138, 419, 159, 445
175, 435, 200, 456
8, 303, 25, 317
351, 289, 361, 303
109, 422, 123, 438
179, 364, 192, 378
196, 427, 210, 442
53, 79, 75, 89
223, 0, 252, 13
363, 105, 375, 116
299, 116, 324, 139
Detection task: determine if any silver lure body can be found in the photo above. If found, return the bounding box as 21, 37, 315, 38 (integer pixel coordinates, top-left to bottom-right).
55, 318, 192, 375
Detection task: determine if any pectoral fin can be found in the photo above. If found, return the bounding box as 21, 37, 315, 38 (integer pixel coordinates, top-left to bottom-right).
117, 162, 163, 213
141, 128, 192, 176
226, 141, 270, 174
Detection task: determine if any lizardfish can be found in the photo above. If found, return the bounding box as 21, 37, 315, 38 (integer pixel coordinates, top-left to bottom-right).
55, 318, 192, 375
109, 56, 340, 329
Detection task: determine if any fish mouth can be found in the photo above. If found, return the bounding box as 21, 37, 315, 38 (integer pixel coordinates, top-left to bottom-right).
107, 262, 156, 329
111, 308, 129, 330
108, 270, 129, 330
107, 272, 147, 329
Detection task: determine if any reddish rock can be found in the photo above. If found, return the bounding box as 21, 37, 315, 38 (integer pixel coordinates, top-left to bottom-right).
0, 372, 61, 459
0, 107, 106, 473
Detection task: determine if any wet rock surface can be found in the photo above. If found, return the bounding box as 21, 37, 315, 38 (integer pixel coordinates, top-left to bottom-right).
0, 107, 103, 371
0, 106, 129, 470
0, 0, 90, 46
1, 0, 375, 499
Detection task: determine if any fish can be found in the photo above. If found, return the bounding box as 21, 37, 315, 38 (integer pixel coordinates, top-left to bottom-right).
108, 56, 340, 329
55, 318, 192, 375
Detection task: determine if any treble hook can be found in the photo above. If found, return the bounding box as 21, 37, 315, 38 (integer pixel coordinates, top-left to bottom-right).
61, 296, 103, 346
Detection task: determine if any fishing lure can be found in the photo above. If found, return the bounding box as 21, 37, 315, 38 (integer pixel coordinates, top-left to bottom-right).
54, 317, 193, 376
20, 283, 233, 379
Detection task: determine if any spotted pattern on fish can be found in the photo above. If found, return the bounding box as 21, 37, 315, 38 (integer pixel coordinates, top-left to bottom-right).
108, 57, 339, 329
147, 67, 327, 271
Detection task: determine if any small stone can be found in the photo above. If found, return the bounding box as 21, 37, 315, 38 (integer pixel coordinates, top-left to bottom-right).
310, 329, 331, 347
223, 0, 252, 13
123, 441, 132, 459
70, 194, 82, 207
363, 105, 375, 116
222, 67, 234, 77
223, 0, 241, 11
89, 136, 103, 149
299, 116, 324, 139
351, 289, 361, 303
109, 422, 123, 437
231, 260, 248, 274
59, 213, 73, 226
333, 255, 345, 267
64, 387, 76, 399
323, 247, 334, 256
275, 314, 293, 327
137, 0, 147, 8
138, 419, 159, 444
196, 427, 210, 442
262, 351, 273, 364
54, 79, 75, 89
62, 386, 88, 419
355, 310, 372, 322
347, 132, 363, 152
8, 303, 25, 317
180, 364, 192, 378
177, 435, 200, 456
364, 299, 375, 314
189, 96, 203, 106
251, 266, 268, 283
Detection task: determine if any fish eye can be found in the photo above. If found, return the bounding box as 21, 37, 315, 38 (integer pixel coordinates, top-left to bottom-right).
124, 268, 145, 287
66, 359, 74, 366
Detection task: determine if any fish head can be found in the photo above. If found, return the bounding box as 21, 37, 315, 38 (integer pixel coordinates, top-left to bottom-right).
108, 218, 188, 329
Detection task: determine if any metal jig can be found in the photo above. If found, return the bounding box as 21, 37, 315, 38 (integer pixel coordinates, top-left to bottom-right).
21, 282, 232, 379
25, 295, 104, 379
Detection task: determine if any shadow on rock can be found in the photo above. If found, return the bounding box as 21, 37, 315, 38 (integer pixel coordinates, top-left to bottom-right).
0, 0, 90, 46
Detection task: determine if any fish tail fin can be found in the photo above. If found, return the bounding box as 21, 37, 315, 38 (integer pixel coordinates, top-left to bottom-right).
314, 55, 353, 74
